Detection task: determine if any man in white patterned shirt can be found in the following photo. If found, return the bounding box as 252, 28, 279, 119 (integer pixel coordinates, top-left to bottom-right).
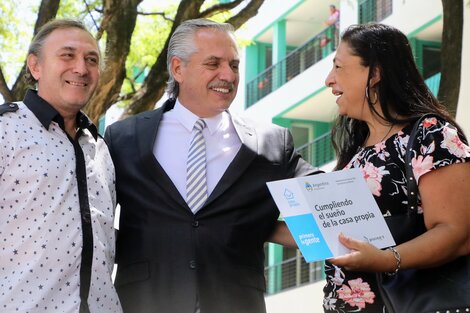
0, 19, 122, 313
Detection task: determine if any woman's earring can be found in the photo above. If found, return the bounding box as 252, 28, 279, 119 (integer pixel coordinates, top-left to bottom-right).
365, 86, 378, 104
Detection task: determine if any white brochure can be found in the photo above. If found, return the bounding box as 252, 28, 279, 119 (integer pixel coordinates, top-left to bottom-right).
267, 168, 395, 263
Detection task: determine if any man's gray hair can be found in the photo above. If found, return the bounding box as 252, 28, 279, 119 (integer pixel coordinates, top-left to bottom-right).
25, 19, 100, 86
166, 18, 235, 99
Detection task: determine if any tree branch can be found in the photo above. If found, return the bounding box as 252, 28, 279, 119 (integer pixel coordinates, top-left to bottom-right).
225, 0, 265, 29
83, 0, 100, 32
137, 11, 174, 22
0, 66, 14, 102
95, 12, 109, 41
199, 0, 243, 18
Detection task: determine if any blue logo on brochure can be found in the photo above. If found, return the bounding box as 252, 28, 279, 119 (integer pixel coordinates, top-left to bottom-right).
283, 189, 299, 208
284, 214, 332, 262
304, 182, 313, 191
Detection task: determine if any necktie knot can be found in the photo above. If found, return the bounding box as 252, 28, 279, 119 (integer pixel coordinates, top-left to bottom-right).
194, 119, 206, 132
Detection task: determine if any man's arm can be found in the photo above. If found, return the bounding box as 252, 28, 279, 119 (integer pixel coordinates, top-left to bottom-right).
268, 221, 297, 248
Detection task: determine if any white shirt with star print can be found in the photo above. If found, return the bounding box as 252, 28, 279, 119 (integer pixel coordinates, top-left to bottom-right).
0, 100, 122, 313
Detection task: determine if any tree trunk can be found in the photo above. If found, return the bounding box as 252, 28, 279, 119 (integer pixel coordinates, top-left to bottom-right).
438, 0, 463, 116
0, 67, 14, 102
84, 0, 143, 122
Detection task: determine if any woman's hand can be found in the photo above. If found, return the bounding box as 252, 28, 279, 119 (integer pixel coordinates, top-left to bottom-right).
328, 233, 398, 273
329, 161, 470, 274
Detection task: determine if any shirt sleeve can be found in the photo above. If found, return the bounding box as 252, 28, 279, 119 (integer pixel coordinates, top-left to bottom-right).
410, 116, 470, 183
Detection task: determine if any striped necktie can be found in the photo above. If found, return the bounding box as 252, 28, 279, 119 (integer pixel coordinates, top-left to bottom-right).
186, 119, 207, 213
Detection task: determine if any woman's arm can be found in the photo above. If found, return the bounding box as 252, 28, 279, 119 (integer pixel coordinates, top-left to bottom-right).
328, 162, 470, 272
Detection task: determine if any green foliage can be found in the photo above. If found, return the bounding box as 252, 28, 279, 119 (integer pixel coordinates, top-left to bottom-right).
0, 0, 262, 107
0, 0, 103, 87
0, 1, 37, 84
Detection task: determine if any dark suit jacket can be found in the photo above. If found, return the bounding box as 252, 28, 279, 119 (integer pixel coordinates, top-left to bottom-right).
105, 99, 317, 313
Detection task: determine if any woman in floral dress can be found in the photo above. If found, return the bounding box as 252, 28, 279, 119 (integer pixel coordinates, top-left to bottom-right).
323, 23, 470, 312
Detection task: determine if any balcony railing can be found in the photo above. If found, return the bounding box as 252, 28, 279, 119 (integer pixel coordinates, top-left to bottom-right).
265, 253, 324, 295
359, 0, 393, 24
246, 25, 338, 108
296, 132, 335, 168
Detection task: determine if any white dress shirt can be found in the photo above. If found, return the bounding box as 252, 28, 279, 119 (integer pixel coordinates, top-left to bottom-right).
153, 99, 242, 209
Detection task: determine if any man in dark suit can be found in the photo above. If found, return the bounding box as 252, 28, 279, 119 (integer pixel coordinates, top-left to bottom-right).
105, 18, 317, 313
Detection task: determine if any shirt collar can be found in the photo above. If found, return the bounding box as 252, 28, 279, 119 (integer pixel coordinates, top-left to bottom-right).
174, 98, 228, 135
23, 89, 99, 140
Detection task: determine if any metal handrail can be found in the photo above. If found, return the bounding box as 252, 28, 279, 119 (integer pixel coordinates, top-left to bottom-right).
296, 132, 335, 168
264, 253, 324, 295
246, 25, 338, 107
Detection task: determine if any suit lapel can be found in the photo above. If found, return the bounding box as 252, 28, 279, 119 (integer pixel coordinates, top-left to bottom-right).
204, 114, 258, 207
137, 99, 191, 211
136, 106, 259, 213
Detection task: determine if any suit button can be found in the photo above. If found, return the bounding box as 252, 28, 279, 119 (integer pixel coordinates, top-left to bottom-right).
189, 260, 197, 269
192, 220, 199, 227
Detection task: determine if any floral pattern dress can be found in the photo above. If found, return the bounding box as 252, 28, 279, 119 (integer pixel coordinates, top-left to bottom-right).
322, 116, 470, 313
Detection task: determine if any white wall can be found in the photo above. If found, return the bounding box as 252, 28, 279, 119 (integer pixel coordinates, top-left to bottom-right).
338, 0, 442, 35
265, 281, 325, 313
385, 0, 442, 33
339, 0, 359, 29
456, 0, 470, 137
